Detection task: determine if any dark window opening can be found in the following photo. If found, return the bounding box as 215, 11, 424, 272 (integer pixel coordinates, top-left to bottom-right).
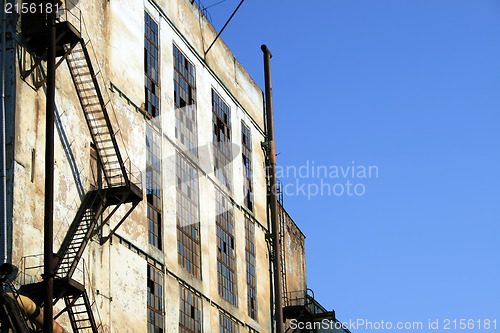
179, 285, 202, 333
212, 89, 232, 191
245, 217, 257, 319
174, 45, 197, 155
147, 264, 164, 333
145, 12, 160, 119
241, 122, 253, 211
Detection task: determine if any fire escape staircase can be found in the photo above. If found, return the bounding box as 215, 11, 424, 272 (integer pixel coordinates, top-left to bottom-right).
17, 7, 143, 333
283, 289, 336, 332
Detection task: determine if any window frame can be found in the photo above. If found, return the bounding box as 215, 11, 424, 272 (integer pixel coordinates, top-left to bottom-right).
147, 264, 164, 333
179, 285, 203, 333
176, 153, 201, 279
144, 11, 160, 119
241, 122, 253, 211
212, 89, 232, 191
173, 44, 197, 155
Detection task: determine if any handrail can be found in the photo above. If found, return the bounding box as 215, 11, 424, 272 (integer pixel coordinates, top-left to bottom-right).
18, 254, 86, 285
283, 289, 329, 315
79, 14, 134, 188
82, 260, 104, 333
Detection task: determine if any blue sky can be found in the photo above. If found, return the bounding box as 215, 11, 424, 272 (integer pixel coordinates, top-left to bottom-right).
205, 0, 500, 331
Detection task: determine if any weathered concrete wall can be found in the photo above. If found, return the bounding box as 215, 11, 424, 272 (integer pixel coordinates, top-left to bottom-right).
153, 0, 265, 132
280, 204, 307, 296
9, 0, 274, 332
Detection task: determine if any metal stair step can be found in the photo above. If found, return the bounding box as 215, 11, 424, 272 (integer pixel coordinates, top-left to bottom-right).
76, 79, 93, 85
81, 94, 98, 100
84, 102, 101, 107
71, 64, 88, 70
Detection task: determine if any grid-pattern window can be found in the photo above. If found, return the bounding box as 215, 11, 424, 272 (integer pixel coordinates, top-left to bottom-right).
245, 218, 257, 319
241, 122, 253, 211
173, 45, 197, 154
215, 190, 237, 305
147, 265, 164, 333
179, 286, 202, 333
145, 12, 159, 118
219, 312, 238, 333
176, 153, 201, 278
146, 124, 162, 249
212, 89, 232, 191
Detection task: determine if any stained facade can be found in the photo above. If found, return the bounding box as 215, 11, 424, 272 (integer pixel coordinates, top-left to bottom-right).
0, 0, 347, 332
2, 0, 272, 331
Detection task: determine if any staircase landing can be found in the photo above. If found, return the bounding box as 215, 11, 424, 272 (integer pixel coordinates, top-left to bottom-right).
18, 277, 85, 306
22, 20, 81, 59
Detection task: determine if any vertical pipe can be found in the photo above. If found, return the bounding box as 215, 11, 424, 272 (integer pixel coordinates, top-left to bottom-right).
0, 0, 8, 265
263, 88, 275, 333
44, 2, 57, 332
0, 0, 8, 263
261, 44, 283, 332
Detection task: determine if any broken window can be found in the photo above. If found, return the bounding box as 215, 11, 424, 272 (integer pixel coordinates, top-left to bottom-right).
212, 89, 232, 191
146, 124, 162, 250
179, 285, 202, 333
241, 122, 253, 211
219, 312, 239, 333
215, 190, 237, 306
245, 217, 257, 319
145, 12, 160, 118
176, 153, 201, 278
147, 264, 164, 333
173, 45, 197, 155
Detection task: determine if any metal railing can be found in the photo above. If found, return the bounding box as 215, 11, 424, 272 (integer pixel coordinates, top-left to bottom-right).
18, 254, 105, 332
283, 289, 329, 315
56, 2, 82, 34
81, 260, 105, 333
17, 254, 86, 286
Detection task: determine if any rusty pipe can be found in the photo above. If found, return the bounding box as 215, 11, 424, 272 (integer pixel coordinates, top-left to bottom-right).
0, 0, 8, 265
44, 1, 57, 332
261, 44, 284, 332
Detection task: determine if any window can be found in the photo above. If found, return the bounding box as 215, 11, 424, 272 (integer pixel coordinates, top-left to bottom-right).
176, 153, 201, 278
245, 217, 257, 319
212, 89, 232, 191
215, 190, 237, 305
147, 264, 164, 333
179, 285, 202, 333
146, 124, 162, 249
241, 122, 253, 211
173, 45, 197, 154
145, 12, 160, 118
219, 312, 238, 333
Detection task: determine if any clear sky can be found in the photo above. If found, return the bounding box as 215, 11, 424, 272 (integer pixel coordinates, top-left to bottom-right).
205, 0, 500, 331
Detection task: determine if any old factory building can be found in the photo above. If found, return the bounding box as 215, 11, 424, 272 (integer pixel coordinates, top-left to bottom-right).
0, 0, 350, 332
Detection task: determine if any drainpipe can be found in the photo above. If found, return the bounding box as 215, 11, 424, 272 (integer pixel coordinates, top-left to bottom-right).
262, 88, 275, 333
0, 0, 8, 265
261, 44, 284, 332
44, 2, 57, 333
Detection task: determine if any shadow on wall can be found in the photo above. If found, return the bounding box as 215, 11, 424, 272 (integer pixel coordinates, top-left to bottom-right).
42, 82, 85, 198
